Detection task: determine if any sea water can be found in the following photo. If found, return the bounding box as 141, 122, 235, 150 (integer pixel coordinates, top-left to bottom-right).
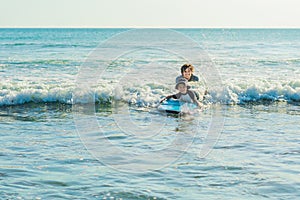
0, 28, 299, 199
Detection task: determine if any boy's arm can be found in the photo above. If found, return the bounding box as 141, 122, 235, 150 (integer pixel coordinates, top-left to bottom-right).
188, 90, 203, 107
160, 94, 178, 103
195, 99, 203, 107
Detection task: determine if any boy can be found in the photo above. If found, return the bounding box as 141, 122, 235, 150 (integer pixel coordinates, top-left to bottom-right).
175, 64, 199, 83
160, 78, 202, 107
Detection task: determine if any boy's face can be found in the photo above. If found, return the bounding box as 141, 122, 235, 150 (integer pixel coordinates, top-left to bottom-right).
182, 68, 192, 80
177, 83, 187, 93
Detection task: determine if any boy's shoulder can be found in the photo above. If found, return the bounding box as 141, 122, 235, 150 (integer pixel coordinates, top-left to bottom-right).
191, 74, 199, 81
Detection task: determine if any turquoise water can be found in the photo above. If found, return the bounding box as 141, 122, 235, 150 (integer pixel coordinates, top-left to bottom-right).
0, 28, 300, 199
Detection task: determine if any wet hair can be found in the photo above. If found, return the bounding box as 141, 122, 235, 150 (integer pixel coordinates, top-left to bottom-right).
180, 64, 195, 74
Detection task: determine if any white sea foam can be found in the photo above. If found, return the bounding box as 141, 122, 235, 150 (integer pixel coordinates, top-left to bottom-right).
1, 78, 299, 107
208, 80, 300, 104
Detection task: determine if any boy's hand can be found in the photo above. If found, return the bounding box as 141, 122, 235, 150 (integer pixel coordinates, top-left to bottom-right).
196, 101, 203, 108
159, 97, 166, 103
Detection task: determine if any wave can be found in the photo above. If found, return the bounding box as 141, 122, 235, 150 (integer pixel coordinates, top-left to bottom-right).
214, 58, 300, 68
41, 43, 94, 48
2, 42, 93, 49
7, 59, 73, 66
0, 80, 299, 107
3, 42, 37, 46
207, 80, 300, 105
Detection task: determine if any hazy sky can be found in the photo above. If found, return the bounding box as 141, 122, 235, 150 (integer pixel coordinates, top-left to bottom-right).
1, 0, 300, 28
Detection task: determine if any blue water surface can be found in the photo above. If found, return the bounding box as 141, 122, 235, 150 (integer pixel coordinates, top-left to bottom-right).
0, 28, 299, 199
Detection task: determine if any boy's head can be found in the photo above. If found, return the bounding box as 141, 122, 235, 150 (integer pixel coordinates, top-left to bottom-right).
181, 64, 195, 80
175, 78, 190, 93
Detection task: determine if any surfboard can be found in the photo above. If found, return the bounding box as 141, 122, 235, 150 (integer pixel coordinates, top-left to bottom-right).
158, 99, 197, 114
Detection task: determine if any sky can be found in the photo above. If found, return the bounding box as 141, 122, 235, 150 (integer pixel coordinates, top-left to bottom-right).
0, 0, 300, 28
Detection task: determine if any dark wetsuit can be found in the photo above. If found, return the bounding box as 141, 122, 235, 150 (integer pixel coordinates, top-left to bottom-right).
175, 74, 199, 83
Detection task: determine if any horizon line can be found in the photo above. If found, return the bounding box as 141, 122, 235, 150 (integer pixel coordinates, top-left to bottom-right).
0, 26, 300, 29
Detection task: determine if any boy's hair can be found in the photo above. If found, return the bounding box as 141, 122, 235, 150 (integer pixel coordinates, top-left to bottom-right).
181, 64, 195, 74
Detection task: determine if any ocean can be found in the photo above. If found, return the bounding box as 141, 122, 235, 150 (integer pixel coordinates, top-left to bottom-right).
0, 28, 299, 199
